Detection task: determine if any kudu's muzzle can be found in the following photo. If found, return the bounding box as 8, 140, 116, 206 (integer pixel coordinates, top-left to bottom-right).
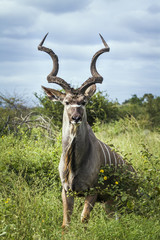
70, 107, 83, 125
71, 115, 82, 124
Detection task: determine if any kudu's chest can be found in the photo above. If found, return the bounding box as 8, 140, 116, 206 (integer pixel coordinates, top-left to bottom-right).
59, 137, 100, 192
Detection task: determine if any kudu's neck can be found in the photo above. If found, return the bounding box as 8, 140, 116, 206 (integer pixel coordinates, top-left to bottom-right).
62, 107, 89, 151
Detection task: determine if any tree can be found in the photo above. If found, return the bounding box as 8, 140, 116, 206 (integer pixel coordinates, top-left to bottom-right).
142, 94, 160, 126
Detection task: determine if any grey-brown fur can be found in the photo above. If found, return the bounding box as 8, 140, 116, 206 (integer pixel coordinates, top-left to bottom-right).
38, 34, 135, 228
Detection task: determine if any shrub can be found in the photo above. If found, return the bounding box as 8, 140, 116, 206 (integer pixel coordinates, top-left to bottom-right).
0, 127, 61, 192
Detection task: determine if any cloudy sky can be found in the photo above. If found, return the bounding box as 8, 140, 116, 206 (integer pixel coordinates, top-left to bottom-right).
0, 0, 160, 104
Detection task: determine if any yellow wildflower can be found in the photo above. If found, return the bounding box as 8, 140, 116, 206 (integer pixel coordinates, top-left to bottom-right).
100, 169, 104, 173
104, 176, 107, 180
115, 181, 119, 185
5, 198, 10, 204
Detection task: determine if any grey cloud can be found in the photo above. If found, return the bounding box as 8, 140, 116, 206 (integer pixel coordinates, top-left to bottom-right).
123, 8, 160, 39
128, 18, 160, 37
0, 0, 160, 104
0, 2, 38, 39
147, 4, 160, 14
0, 38, 39, 62
18, 0, 92, 14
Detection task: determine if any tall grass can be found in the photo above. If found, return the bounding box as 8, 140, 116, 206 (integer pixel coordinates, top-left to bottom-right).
0, 118, 160, 239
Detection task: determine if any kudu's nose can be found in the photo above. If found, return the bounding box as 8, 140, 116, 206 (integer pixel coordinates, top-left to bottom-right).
72, 115, 82, 123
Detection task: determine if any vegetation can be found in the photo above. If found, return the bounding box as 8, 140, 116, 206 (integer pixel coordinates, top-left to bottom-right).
0, 91, 160, 239
120, 93, 160, 127
34, 91, 160, 128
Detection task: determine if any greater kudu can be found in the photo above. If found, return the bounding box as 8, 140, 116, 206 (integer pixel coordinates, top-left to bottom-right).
38, 34, 134, 228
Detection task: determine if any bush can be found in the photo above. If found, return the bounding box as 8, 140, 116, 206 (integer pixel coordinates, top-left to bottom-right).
0, 127, 61, 192
86, 91, 119, 125
34, 92, 64, 128
120, 94, 160, 127
0, 93, 29, 135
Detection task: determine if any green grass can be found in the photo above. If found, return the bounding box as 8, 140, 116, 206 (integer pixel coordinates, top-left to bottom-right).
0, 118, 160, 239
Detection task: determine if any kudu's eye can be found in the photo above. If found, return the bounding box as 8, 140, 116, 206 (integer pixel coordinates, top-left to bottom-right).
81, 101, 86, 106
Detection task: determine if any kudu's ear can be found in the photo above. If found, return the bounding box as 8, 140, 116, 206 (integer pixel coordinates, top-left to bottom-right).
42, 86, 66, 102
84, 84, 96, 99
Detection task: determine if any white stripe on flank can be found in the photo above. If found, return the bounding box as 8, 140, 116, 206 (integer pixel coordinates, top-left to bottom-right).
117, 156, 120, 165
102, 143, 111, 166
120, 156, 125, 165
113, 152, 117, 167
98, 141, 107, 165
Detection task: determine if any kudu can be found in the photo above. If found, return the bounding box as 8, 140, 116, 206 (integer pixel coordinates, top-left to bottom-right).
38, 33, 134, 228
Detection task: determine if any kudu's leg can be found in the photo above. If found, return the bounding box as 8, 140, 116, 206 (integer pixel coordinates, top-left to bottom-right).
62, 188, 74, 228
81, 194, 97, 223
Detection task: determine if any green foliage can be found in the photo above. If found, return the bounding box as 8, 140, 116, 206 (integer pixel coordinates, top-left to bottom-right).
0, 178, 62, 239
136, 142, 160, 217
0, 117, 160, 239
97, 141, 160, 218
0, 127, 63, 239
0, 93, 29, 135
121, 93, 160, 127
143, 94, 160, 126
86, 91, 119, 125
97, 164, 137, 212
0, 127, 62, 192
0, 90, 160, 239
34, 92, 64, 128
0, 92, 58, 138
